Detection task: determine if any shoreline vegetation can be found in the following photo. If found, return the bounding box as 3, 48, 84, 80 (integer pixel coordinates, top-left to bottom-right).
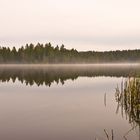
115, 78, 140, 140
0, 43, 140, 63
98, 78, 140, 140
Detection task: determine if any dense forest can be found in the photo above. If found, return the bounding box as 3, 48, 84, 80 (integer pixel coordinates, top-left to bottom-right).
0, 43, 140, 63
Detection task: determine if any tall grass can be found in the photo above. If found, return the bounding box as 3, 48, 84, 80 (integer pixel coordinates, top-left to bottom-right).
115, 77, 140, 139
96, 78, 140, 140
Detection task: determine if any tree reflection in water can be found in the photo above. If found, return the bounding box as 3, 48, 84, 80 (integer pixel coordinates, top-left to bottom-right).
115, 78, 140, 140
0, 64, 140, 87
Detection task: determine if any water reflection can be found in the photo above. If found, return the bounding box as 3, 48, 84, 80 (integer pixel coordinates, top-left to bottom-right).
115, 78, 140, 139
0, 64, 140, 86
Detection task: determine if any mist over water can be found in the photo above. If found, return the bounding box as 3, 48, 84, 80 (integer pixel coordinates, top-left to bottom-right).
0, 64, 140, 86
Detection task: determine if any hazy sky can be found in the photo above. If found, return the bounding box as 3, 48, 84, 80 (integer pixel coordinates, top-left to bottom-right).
0, 0, 140, 51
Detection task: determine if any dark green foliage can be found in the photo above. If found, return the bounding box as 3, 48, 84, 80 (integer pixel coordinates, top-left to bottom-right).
0, 43, 140, 63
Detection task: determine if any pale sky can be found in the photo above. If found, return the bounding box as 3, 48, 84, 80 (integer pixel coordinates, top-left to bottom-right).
0, 0, 140, 51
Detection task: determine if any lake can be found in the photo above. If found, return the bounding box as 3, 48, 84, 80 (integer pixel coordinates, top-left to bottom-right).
0, 64, 140, 140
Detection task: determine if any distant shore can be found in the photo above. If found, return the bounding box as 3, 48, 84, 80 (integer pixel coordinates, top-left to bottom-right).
0, 43, 140, 63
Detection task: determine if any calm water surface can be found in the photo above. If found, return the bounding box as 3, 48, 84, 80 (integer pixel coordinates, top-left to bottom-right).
0, 64, 140, 140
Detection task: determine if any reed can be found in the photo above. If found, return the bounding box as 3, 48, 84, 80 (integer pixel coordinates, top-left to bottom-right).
115, 77, 140, 139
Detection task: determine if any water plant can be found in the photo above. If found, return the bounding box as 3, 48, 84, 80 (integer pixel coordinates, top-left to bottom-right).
115, 77, 140, 139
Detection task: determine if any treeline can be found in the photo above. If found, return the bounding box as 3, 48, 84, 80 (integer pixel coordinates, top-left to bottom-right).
0, 43, 140, 63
